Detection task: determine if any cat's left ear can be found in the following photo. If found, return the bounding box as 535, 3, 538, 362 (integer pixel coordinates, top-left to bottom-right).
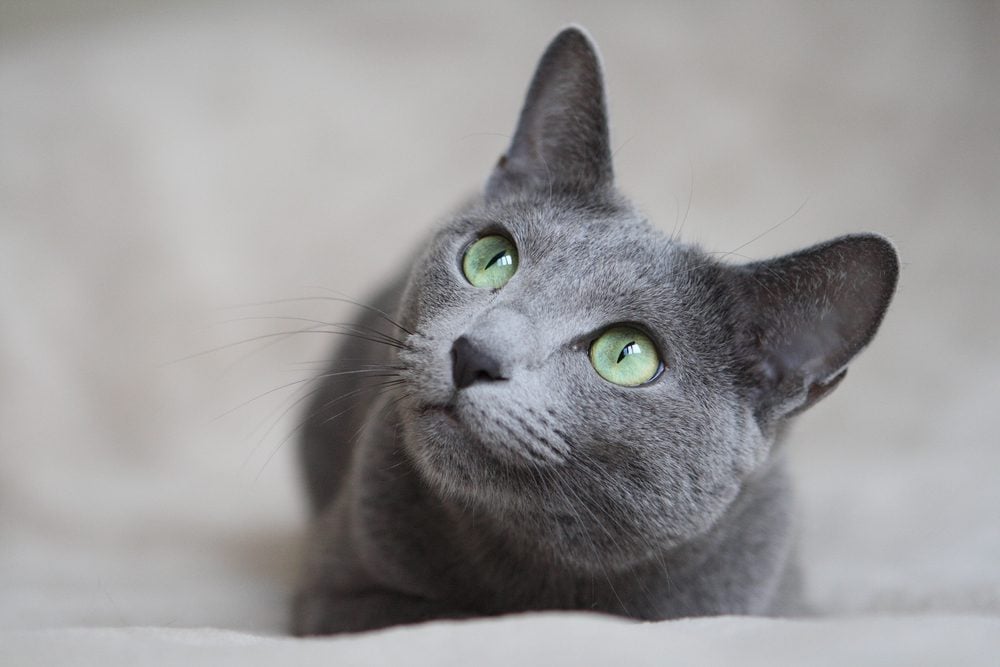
485, 27, 613, 200
738, 234, 899, 421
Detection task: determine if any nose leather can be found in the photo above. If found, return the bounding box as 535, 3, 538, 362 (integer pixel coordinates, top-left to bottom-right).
451, 336, 506, 389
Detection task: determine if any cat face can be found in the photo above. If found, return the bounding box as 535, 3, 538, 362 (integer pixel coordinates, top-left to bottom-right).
397, 196, 767, 568
394, 28, 897, 571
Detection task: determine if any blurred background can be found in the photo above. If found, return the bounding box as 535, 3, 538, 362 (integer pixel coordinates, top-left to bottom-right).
1, 0, 997, 634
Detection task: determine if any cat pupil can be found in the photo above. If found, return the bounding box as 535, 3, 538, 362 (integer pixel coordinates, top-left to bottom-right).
617, 341, 639, 364
485, 251, 511, 270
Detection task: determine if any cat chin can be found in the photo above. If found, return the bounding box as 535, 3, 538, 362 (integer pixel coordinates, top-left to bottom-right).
396, 404, 610, 528
399, 403, 732, 564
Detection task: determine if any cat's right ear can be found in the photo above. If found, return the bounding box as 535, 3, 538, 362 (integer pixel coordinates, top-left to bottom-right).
737, 234, 899, 422
485, 27, 614, 200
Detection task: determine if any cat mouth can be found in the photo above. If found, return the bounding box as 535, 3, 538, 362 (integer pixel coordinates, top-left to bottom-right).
412, 399, 567, 467
416, 403, 461, 427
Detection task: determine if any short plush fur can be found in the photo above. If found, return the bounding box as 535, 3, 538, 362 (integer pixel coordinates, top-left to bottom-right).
292, 27, 898, 636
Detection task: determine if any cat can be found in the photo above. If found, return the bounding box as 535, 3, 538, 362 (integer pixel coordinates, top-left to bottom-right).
291, 26, 898, 636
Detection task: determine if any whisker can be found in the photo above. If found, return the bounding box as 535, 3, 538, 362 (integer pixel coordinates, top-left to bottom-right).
715, 197, 809, 262
703, 250, 753, 261
218, 376, 317, 423
284, 358, 406, 371
671, 165, 695, 242
254, 381, 405, 480
669, 198, 811, 284
213, 322, 331, 379
218, 315, 409, 349
216, 367, 401, 422
308, 287, 414, 336
166, 327, 407, 367
222, 293, 412, 336
165, 328, 324, 366
241, 380, 324, 470
242, 371, 402, 471
611, 134, 635, 159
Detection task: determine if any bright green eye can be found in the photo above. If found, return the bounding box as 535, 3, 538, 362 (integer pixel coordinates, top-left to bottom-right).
589, 326, 663, 387
462, 235, 518, 289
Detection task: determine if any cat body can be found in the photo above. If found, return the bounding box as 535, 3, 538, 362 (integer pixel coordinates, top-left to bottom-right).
292, 28, 897, 635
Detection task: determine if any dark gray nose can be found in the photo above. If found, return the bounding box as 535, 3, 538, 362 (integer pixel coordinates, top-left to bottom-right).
451, 336, 506, 389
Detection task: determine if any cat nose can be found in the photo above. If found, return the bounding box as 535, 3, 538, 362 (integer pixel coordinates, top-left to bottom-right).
451, 336, 506, 389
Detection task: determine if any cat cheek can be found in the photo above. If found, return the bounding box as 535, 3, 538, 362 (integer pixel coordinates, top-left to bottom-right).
397, 343, 455, 408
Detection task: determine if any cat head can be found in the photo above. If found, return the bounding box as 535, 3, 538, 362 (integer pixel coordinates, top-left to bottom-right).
395, 28, 898, 569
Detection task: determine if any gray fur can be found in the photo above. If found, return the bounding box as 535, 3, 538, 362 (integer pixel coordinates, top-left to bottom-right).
292, 27, 898, 635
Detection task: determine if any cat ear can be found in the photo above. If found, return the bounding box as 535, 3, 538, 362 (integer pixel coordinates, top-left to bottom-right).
739, 234, 899, 421
485, 26, 613, 200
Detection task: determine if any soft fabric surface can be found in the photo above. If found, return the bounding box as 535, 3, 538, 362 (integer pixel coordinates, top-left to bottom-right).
2, 1, 998, 664
4, 615, 1000, 666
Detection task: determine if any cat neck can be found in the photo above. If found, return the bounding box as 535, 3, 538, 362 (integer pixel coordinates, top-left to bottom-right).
446, 453, 795, 617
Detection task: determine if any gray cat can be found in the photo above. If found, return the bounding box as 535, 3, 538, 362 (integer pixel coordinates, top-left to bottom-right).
292, 27, 898, 635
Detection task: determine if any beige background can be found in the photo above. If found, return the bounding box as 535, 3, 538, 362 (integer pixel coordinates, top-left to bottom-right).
1, 0, 998, 651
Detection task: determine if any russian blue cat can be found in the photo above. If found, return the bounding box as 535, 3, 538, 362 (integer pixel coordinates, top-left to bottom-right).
292, 27, 898, 635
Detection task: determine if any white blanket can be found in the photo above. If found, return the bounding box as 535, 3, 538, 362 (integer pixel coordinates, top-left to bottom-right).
2, 2, 998, 664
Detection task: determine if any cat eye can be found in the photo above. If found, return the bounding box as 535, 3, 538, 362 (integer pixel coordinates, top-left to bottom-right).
462, 235, 519, 289
589, 326, 663, 387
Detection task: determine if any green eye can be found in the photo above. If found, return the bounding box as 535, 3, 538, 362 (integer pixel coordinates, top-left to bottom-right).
589, 326, 663, 387
462, 235, 518, 289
